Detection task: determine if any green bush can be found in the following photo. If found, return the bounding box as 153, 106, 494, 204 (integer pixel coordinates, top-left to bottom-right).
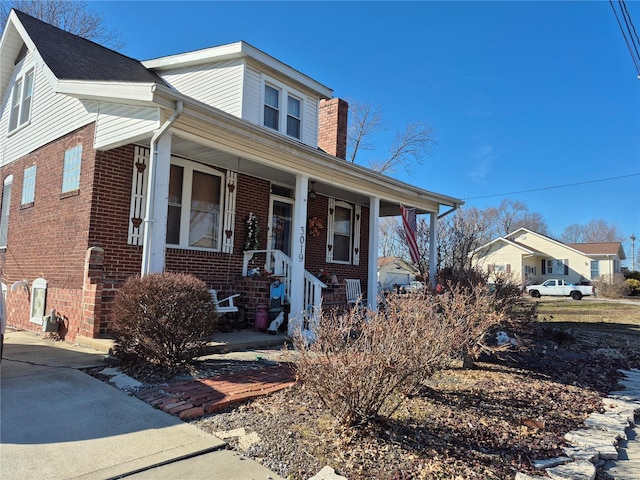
110, 273, 218, 372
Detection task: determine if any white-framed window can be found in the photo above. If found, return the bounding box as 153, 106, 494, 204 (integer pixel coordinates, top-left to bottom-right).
613, 259, 620, 274
30, 277, 47, 325
286, 95, 301, 139
590, 260, 600, 279
166, 158, 224, 250
62, 145, 82, 193
9, 68, 34, 132
329, 200, 352, 264
262, 78, 304, 140
21, 165, 37, 205
264, 84, 280, 131
0, 175, 13, 249
544, 258, 568, 275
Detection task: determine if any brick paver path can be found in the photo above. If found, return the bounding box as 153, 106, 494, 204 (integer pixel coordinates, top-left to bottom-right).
135, 363, 296, 420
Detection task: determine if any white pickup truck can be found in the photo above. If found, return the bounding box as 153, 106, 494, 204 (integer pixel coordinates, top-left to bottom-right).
525, 279, 595, 300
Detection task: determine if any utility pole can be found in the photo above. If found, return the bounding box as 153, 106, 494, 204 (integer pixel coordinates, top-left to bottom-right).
631, 233, 637, 271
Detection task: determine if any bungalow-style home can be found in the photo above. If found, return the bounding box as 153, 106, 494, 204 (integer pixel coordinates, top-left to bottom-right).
472, 228, 626, 286
377, 256, 419, 291
0, 10, 462, 344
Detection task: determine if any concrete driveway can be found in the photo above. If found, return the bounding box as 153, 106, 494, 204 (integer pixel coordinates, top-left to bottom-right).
1, 330, 282, 480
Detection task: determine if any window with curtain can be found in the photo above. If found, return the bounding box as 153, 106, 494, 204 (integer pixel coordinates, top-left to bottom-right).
287, 95, 301, 139
166, 160, 223, 250
333, 202, 352, 263
264, 84, 279, 130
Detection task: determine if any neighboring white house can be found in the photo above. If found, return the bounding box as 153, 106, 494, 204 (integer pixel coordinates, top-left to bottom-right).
377, 256, 419, 291
472, 228, 626, 285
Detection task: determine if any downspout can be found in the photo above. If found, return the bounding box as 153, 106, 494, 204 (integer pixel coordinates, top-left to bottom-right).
141, 100, 184, 277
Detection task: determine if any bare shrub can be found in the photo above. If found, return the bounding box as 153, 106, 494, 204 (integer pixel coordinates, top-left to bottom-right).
292, 285, 507, 427
593, 275, 631, 299
110, 273, 218, 372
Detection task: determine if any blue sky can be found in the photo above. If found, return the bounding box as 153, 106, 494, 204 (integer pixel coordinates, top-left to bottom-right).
94, 1, 640, 262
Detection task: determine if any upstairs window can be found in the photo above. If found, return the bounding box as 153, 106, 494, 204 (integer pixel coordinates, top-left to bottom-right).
9, 68, 34, 132
21, 165, 37, 205
262, 78, 304, 140
0, 175, 13, 248
287, 95, 301, 139
264, 85, 280, 131
62, 145, 82, 193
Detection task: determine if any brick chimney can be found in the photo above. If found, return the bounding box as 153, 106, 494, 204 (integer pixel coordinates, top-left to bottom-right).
318, 98, 348, 160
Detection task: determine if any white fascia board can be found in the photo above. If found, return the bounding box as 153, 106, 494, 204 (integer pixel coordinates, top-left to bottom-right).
55, 80, 160, 106
174, 95, 461, 213
143, 40, 333, 99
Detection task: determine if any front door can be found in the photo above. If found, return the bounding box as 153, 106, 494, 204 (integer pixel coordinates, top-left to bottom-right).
268, 196, 294, 257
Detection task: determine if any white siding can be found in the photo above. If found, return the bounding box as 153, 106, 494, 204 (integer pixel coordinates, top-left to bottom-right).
158, 60, 244, 118
94, 102, 159, 150
0, 51, 95, 167
242, 65, 261, 123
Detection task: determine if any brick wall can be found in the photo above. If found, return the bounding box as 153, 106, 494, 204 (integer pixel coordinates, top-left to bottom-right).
1, 125, 371, 341
0, 124, 96, 341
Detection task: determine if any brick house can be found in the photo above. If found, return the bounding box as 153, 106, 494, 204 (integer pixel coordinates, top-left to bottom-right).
0, 10, 462, 343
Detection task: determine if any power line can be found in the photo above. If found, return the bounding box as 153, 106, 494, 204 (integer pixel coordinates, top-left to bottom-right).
465, 173, 640, 201
610, 0, 640, 76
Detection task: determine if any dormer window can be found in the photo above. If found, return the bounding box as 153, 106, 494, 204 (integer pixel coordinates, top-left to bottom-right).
9, 68, 34, 133
263, 79, 303, 140
264, 84, 280, 130
287, 95, 301, 138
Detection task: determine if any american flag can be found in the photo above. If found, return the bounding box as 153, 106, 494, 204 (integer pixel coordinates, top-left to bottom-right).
400, 205, 420, 264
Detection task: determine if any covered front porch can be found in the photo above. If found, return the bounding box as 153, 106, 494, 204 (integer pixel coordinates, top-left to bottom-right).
120, 99, 460, 337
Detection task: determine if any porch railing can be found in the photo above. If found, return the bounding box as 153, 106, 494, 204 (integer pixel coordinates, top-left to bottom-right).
242, 249, 326, 323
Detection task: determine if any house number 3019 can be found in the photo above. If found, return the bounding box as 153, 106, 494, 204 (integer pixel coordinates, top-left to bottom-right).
299, 227, 305, 261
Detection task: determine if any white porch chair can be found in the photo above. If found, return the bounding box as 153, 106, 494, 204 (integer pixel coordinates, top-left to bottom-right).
210, 289, 240, 315
345, 279, 366, 309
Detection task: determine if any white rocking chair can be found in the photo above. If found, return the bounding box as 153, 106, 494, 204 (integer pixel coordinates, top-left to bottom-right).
210, 289, 240, 315
345, 279, 366, 309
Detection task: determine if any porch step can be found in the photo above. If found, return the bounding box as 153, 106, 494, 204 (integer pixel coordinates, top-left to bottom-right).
205, 330, 290, 354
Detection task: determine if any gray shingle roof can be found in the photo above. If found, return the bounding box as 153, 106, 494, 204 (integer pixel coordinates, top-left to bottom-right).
15, 10, 166, 85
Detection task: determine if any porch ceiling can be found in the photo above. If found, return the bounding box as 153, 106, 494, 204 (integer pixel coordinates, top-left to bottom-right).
170, 134, 420, 217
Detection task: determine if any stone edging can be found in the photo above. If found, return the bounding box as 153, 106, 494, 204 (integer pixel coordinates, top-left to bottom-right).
515, 368, 640, 480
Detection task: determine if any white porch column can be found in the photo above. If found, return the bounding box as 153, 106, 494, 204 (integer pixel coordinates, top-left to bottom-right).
368, 196, 380, 310
141, 132, 172, 275
288, 174, 309, 335
429, 212, 438, 288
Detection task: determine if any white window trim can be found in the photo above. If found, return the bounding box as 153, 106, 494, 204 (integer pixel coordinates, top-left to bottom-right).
30, 277, 47, 325
62, 145, 82, 193
8, 67, 35, 134
167, 157, 225, 252
328, 199, 353, 265
261, 75, 304, 140
0, 175, 13, 249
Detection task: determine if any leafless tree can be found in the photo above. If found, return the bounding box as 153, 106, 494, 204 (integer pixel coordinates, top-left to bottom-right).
485, 199, 549, 238
1, 0, 124, 49
561, 219, 623, 243
378, 217, 404, 258
347, 99, 436, 175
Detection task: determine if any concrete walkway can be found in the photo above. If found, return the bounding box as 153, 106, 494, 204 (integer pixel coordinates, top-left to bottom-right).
0, 330, 283, 480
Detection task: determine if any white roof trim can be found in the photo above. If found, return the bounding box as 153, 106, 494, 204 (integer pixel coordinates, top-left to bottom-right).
506, 228, 591, 257
142, 41, 333, 98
